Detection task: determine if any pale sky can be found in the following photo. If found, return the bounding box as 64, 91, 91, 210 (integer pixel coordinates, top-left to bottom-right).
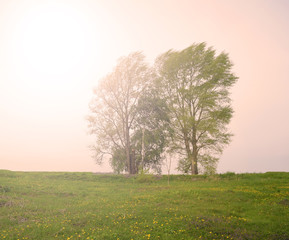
0, 0, 288, 173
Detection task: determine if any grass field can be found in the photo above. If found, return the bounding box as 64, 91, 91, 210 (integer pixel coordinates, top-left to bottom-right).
0, 170, 288, 240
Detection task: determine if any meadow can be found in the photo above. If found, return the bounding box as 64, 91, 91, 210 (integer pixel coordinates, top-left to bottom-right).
0, 170, 288, 240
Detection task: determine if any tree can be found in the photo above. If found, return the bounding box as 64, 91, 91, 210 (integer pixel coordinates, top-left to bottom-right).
132, 86, 171, 173
155, 43, 237, 175
88, 52, 150, 174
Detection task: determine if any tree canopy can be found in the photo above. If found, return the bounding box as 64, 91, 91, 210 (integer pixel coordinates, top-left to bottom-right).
88, 43, 237, 175
155, 43, 237, 174
88, 52, 168, 174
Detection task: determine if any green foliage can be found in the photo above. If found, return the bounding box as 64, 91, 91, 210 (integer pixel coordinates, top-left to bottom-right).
135, 169, 157, 183
88, 52, 152, 174
110, 147, 127, 174
177, 157, 191, 174
0, 171, 288, 239
88, 43, 237, 175
132, 90, 171, 173
156, 42, 238, 174
219, 171, 236, 179
199, 155, 218, 175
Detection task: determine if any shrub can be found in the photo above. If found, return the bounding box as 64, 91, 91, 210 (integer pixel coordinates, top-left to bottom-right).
135, 169, 156, 183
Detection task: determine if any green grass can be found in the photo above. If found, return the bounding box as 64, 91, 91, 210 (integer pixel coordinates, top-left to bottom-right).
0, 170, 288, 240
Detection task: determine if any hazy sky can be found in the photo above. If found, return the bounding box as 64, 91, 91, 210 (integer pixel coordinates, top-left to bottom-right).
0, 0, 289, 173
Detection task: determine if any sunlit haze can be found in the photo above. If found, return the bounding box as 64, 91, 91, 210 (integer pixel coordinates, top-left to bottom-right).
1, 0, 289, 173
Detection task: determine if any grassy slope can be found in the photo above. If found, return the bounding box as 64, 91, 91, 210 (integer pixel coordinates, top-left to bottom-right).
0, 170, 288, 240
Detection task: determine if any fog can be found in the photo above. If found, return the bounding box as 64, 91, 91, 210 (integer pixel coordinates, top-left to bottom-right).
0, 0, 288, 173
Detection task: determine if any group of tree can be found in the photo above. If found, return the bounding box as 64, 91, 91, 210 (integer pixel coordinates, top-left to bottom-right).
87, 43, 237, 175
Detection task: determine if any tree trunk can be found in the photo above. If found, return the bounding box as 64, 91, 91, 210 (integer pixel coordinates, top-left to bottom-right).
125, 123, 132, 174
191, 152, 198, 175
131, 149, 136, 174
183, 130, 198, 175
141, 128, 145, 170
191, 128, 198, 175
126, 145, 131, 174
190, 155, 196, 175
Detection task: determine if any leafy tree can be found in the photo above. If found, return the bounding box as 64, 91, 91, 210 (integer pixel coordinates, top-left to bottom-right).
132, 87, 171, 173
88, 52, 150, 174
110, 147, 127, 174
155, 43, 237, 175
